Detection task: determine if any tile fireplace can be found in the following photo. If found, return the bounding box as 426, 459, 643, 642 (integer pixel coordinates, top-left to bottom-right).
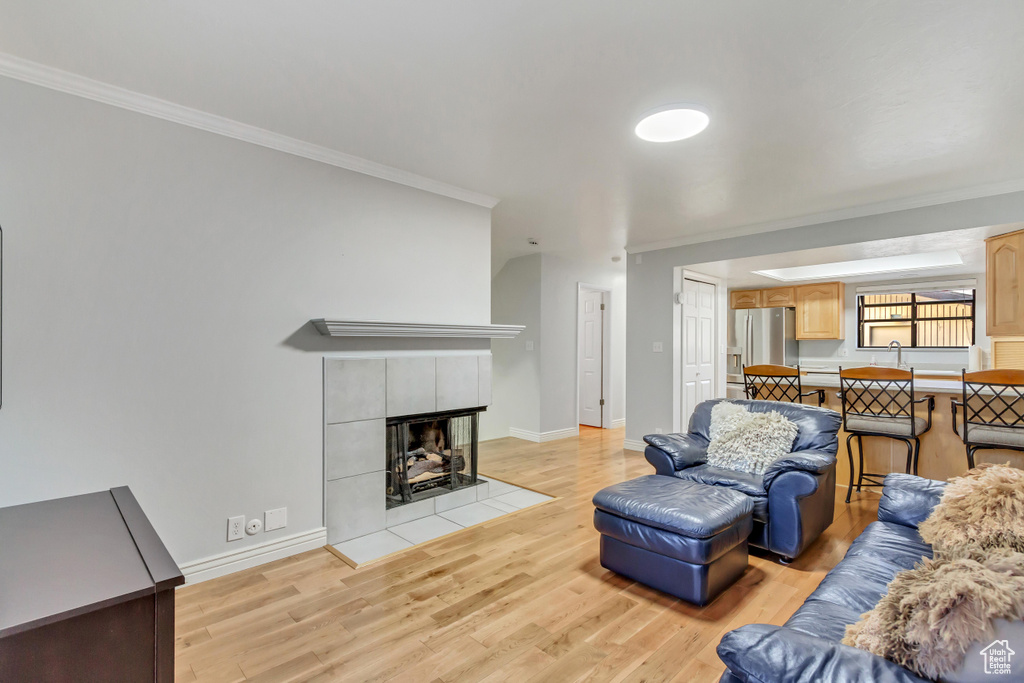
324, 352, 491, 545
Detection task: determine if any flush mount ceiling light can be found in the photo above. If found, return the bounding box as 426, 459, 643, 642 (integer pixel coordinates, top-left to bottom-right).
753, 250, 964, 282
635, 105, 710, 142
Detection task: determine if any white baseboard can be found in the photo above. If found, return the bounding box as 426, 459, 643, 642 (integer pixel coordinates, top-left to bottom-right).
508, 426, 580, 443
623, 438, 647, 452
178, 526, 328, 585
507, 427, 539, 442
540, 427, 580, 442
610, 418, 626, 429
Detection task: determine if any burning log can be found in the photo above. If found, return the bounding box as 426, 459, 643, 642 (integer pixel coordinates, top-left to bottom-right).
407, 458, 444, 480
404, 450, 466, 482
408, 471, 445, 484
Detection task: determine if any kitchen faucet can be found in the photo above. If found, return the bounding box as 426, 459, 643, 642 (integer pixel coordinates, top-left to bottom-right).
887, 340, 906, 369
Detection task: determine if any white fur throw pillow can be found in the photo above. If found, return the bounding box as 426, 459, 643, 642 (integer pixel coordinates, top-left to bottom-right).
705, 402, 799, 475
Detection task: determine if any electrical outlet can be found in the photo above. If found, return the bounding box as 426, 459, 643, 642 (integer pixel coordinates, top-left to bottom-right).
265, 507, 287, 532
525, 341, 534, 351
227, 516, 244, 542
652, 342, 664, 353
655, 427, 664, 434
838, 348, 849, 357
246, 518, 262, 535
635, 254, 643, 265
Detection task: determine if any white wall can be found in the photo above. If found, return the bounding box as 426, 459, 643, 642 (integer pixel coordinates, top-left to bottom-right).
798, 273, 989, 366
0, 77, 492, 567
485, 253, 626, 439
539, 255, 626, 433
480, 254, 542, 440
626, 191, 1024, 444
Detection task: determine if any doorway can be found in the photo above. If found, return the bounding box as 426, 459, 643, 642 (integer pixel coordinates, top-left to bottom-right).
578, 284, 610, 428
681, 277, 718, 427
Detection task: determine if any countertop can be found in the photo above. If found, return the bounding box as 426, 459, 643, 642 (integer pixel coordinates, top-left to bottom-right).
799, 374, 966, 393
728, 361, 973, 393
799, 362, 968, 392
799, 365, 963, 378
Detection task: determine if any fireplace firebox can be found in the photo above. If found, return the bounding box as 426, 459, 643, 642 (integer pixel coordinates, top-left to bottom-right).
385, 408, 482, 508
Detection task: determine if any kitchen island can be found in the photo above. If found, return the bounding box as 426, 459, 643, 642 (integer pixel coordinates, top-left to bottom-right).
801, 372, 1023, 487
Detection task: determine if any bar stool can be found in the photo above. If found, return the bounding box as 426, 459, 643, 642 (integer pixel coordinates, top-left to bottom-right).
839, 367, 935, 503
951, 369, 1024, 469
743, 364, 825, 407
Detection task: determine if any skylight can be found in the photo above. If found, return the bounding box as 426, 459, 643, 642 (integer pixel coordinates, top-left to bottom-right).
753, 250, 964, 282
634, 106, 710, 142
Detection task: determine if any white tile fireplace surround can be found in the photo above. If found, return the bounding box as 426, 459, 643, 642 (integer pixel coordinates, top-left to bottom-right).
323, 352, 494, 546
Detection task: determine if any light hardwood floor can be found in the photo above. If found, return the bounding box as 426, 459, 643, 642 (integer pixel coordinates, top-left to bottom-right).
175, 427, 880, 682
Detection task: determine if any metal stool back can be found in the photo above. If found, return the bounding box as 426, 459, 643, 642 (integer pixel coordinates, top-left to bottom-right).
951, 369, 1024, 468
839, 366, 934, 503
743, 364, 825, 406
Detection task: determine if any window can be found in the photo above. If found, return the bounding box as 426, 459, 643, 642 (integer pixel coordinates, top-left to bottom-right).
857, 288, 975, 349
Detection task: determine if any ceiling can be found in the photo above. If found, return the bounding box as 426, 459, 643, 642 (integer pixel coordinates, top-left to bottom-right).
689, 225, 1010, 289
3, 2, 1024, 272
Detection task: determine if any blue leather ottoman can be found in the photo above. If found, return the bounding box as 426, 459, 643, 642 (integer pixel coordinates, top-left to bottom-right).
593, 475, 754, 605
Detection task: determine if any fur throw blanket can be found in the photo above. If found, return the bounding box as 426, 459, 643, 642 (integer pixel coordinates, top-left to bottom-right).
842, 549, 1024, 679
918, 463, 1024, 558
845, 464, 1024, 678
705, 402, 798, 475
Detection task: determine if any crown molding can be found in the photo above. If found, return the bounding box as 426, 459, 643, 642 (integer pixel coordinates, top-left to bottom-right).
312, 319, 524, 339
0, 52, 500, 209
626, 178, 1024, 254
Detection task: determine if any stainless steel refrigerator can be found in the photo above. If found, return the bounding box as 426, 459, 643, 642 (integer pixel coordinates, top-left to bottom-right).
726, 307, 798, 398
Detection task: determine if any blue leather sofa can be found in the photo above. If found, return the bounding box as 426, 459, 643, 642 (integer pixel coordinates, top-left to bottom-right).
644, 399, 841, 561
717, 473, 946, 683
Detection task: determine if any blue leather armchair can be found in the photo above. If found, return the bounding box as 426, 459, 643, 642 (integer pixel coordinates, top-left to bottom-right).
644, 399, 842, 560
716, 474, 948, 683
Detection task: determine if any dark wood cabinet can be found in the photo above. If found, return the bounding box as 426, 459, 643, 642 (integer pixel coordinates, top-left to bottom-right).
0, 487, 183, 682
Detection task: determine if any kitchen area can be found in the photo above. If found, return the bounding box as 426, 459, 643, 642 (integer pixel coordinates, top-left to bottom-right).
693, 224, 1024, 488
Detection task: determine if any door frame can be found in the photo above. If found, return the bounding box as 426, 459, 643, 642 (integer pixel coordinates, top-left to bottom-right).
673, 269, 727, 433
576, 282, 612, 429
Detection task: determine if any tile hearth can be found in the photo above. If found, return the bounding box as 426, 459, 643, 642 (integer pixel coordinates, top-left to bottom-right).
330, 477, 553, 566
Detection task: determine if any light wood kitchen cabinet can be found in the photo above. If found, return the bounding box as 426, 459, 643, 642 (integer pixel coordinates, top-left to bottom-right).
986, 229, 1024, 336
729, 289, 761, 309
992, 337, 1024, 370
795, 282, 845, 339
762, 286, 796, 308
730, 287, 795, 309
729, 283, 844, 339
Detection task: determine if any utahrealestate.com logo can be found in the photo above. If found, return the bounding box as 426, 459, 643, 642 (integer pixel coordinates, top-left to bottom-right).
980, 640, 1015, 675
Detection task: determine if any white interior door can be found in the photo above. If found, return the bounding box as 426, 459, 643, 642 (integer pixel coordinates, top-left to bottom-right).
578, 288, 604, 427
682, 280, 717, 426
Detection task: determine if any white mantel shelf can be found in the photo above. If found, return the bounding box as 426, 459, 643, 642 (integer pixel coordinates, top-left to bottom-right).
312, 319, 525, 339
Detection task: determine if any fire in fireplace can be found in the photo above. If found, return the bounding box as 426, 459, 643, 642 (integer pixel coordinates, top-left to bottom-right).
385, 408, 481, 508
